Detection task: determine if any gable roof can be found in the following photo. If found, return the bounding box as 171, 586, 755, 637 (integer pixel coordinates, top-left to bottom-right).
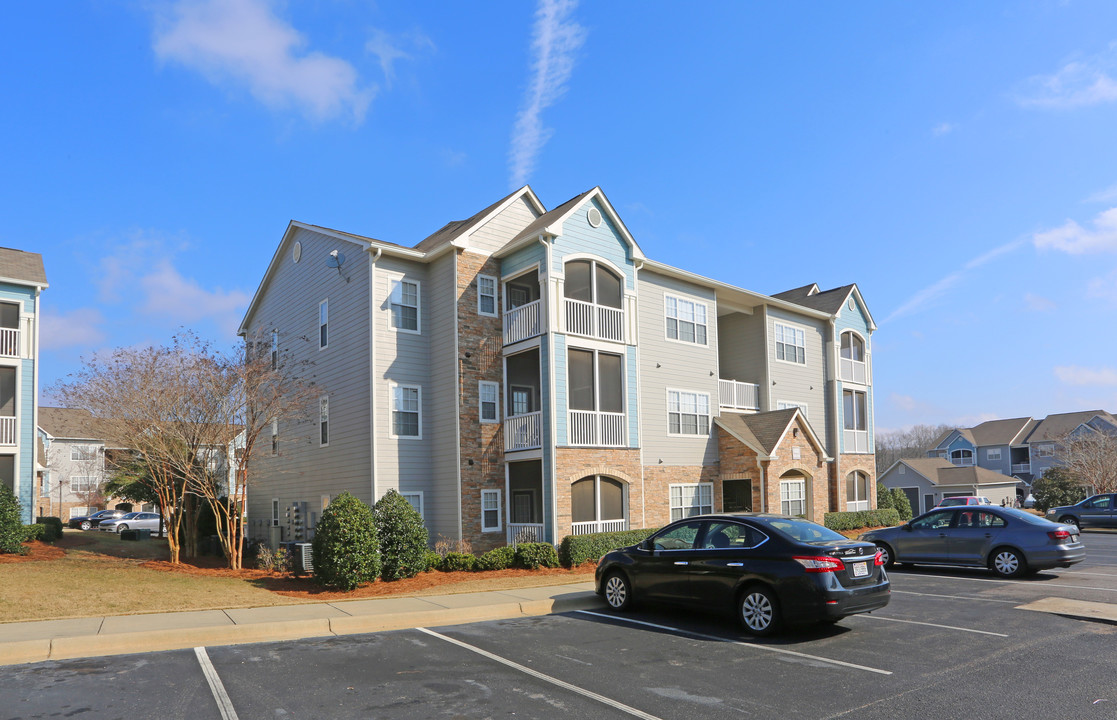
414, 186, 544, 253
0, 247, 48, 288
500, 187, 646, 261
893, 458, 1017, 487
773, 282, 877, 331
1026, 410, 1117, 443
715, 408, 830, 460
38, 406, 110, 441
969, 417, 1034, 446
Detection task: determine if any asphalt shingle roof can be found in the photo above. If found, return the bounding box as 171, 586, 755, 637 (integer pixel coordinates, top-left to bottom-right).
414, 188, 525, 252
37, 407, 111, 441
716, 408, 800, 456
898, 458, 1017, 487
1026, 410, 1117, 442
0, 247, 47, 286
969, 417, 1033, 446
772, 283, 855, 314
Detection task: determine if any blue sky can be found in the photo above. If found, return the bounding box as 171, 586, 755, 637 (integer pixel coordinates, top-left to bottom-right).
4, 0, 1117, 431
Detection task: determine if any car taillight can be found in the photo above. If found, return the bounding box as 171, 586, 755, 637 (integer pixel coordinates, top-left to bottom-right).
793, 556, 845, 573
874, 549, 885, 566
1048, 530, 1071, 542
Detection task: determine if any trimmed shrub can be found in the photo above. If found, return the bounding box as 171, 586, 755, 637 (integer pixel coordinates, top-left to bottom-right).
876, 483, 894, 510
823, 508, 901, 532
0, 484, 24, 554
311, 492, 380, 591
23, 524, 45, 542
477, 546, 517, 571
441, 552, 477, 572
372, 489, 430, 580
558, 528, 657, 568
890, 488, 913, 521
423, 550, 443, 572
35, 516, 63, 542
515, 542, 559, 569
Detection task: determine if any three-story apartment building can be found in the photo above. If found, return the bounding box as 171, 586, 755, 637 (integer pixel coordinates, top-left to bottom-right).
239, 187, 878, 549
0, 247, 47, 523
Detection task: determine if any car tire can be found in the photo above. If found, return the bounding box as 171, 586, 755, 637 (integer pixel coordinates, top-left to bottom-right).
602, 572, 633, 611
117, 524, 129, 533
1059, 516, 1080, 530
738, 585, 781, 637
990, 547, 1026, 578
80, 521, 92, 531
874, 542, 895, 569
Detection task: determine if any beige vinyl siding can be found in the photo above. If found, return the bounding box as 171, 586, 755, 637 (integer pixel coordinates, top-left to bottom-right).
466, 196, 541, 255
425, 251, 460, 539
766, 306, 829, 448
717, 311, 765, 389
245, 227, 372, 536
637, 270, 719, 465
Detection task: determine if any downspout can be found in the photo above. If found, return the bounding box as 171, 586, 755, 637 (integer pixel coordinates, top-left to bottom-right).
829, 317, 841, 510
453, 250, 462, 541
540, 234, 558, 543
368, 248, 382, 504
31, 289, 41, 524
632, 259, 646, 528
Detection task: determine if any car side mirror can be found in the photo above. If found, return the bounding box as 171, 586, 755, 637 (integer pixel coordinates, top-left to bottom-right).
640, 538, 653, 551
902, 523, 913, 532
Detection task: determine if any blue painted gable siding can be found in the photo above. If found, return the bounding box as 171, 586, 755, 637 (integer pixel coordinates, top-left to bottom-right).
947, 435, 975, 455
0, 281, 38, 522
501, 242, 545, 280
836, 291, 875, 455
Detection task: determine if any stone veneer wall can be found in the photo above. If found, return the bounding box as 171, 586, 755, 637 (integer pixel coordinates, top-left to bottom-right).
718, 427, 763, 512
763, 415, 832, 523
456, 250, 507, 552
553, 447, 643, 541
642, 464, 720, 528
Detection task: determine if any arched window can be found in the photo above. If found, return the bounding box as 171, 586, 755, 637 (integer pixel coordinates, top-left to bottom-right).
846, 471, 870, 512
950, 449, 974, 466
779, 471, 808, 516
571, 475, 626, 531
839, 331, 867, 383
564, 259, 623, 309
840, 332, 864, 362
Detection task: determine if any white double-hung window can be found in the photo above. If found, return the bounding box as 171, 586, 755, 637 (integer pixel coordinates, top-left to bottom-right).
775, 322, 806, 364
665, 295, 708, 345
667, 390, 710, 435
477, 275, 497, 317
392, 384, 422, 438
319, 396, 330, 447
481, 489, 501, 532
670, 483, 713, 521
391, 278, 420, 332
479, 381, 499, 423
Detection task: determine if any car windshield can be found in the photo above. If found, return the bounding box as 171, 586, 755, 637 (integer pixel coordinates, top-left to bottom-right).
766, 517, 847, 543
119, 512, 140, 519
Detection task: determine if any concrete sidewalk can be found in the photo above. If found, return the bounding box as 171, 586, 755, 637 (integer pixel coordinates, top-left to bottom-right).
0, 581, 602, 666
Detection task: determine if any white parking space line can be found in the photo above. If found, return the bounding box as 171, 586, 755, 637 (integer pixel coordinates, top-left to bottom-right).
575, 611, 892, 676
417, 628, 665, 720
854, 615, 1008, 636
1059, 570, 1117, 578
194, 647, 239, 720
892, 590, 1018, 604
897, 573, 1117, 593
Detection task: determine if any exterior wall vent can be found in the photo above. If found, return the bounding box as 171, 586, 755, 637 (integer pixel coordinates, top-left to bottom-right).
293, 241, 302, 263
587, 207, 602, 227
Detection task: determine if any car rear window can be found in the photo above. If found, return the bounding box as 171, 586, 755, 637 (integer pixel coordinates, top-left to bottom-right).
996, 507, 1047, 525
765, 517, 847, 543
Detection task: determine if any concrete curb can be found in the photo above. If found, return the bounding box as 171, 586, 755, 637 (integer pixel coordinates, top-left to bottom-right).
0, 591, 603, 666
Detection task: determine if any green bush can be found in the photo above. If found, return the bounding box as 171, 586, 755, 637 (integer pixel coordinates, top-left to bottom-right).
441, 552, 476, 572
823, 508, 902, 531
515, 542, 559, 569
372, 489, 429, 580
558, 528, 657, 568
0, 484, 24, 554
477, 546, 517, 571
35, 516, 63, 542
423, 550, 443, 572
876, 483, 894, 510
22, 524, 45, 542
1033, 467, 1088, 513
890, 488, 913, 521
311, 492, 380, 591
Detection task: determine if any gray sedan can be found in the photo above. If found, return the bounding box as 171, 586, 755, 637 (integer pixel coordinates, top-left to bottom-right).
860, 506, 1084, 578
1046, 493, 1117, 530
99, 512, 163, 533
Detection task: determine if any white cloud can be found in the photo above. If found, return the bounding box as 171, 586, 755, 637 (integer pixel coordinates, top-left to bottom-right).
138, 260, 250, 333
1023, 293, 1057, 312
509, 0, 585, 188
1087, 266, 1117, 304
1033, 207, 1117, 254
1054, 365, 1117, 386
40, 308, 106, 350
153, 0, 373, 123
932, 122, 956, 136
365, 28, 434, 88
1086, 184, 1117, 204
1018, 42, 1117, 108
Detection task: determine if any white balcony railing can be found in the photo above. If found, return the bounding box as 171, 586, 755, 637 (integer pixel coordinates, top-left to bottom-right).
503, 300, 542, 345
504, 412, 542, 452
508, 523, 545, 545
0, 328, 19, 358
571, 519, 628, 536
840, 358, 867, 384
1011, 463, 1031, 474
844, 429, 869, 453
0, 416, 15, 446
564, 298, 625, 343
719, 379, 760, 411
569, 410, 626, 447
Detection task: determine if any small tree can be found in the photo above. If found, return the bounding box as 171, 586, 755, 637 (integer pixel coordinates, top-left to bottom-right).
0, 484, 25, 554
1056, 428, 1117, 495
876, 483, 894, 511
1032, 466, 1088, 513
890, 488, 912, 521
312, 493, 380, 590
372, 489, 429, 581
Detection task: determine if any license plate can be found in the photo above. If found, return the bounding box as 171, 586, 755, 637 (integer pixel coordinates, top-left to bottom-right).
852, 562, 869, 577
1071, 533, 1079, 543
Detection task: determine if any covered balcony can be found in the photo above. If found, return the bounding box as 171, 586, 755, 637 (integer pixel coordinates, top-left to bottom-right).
567, 347, 627, 447
0, 368, 14, 446
570, 474, 628, 535
839, 331, 868, 384
507, 460, 545, 544
504, 349, 542, 453
0, 303, 20, 358
718, 379, 759, 411
562, 259, 626, 343
503, 270, 543, 345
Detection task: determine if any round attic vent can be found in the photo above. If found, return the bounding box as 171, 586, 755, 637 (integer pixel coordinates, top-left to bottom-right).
293, 241, 302, 263
587, 207, 602, 227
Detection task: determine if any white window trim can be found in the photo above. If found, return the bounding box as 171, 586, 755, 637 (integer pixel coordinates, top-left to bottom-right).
271, 330, 279, 369
319, 299, 329, 350
271, 418, 278, 456
780, 478, 807, 516
389, 276, 422, 334
389, 383, 423, 440
481, 488, 502, 532
669, 482, 713, 521
70, 446, 96, 462
777, 400, 808, 414
479, 381, 500, 424
70, 476, 97, 492
477, 274, 498, 317
663, 294, 710, 347
843, 389, 868, 431
319, 395, 330, 448
773, 321, 807, 366
271, 498, 280, 527
401, 491, 425, 519
986, 448, 1002, 461
665, 388, 711, 437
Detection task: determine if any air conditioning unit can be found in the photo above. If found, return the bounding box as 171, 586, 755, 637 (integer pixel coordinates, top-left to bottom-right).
292, 542, 314, 575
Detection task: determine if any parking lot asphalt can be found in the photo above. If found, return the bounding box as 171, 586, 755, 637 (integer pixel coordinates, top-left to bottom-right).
5, 531, 1117, 719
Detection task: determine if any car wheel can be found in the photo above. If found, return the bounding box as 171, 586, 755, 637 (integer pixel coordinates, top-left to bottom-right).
738, 585, 781, 637
117, 524, 129, 533
603, 572, 633, 611
990, 547, 1025, 578
874, 542, 895, 569
80, 521, 92, 531
1059, 516, 1080, 530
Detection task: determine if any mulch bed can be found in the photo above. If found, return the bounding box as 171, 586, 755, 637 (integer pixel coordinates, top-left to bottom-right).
0, 540, 66, 563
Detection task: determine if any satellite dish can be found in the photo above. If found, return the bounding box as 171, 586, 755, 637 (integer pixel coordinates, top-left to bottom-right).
326, 250, 346, 268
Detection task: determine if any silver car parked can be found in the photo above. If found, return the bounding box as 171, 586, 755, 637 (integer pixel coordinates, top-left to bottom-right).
860, 506, 1084, 578
99, 512, 163, 533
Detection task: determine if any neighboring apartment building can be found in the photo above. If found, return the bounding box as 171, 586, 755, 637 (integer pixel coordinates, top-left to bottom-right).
878, 458, 1018, 514
239, 186, 878, 550
927, 410, 1117, 486
0, 247, 47, 524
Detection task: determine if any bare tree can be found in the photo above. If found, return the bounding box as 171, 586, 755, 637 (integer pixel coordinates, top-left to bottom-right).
874, 423, 954, 476
1056, 428, 1117, 494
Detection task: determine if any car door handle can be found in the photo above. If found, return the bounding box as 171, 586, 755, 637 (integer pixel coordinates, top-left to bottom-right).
727, 563, 744, 567
674, 561, 689, 566
985, 533, 992, 538
939, 533, 947, 537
